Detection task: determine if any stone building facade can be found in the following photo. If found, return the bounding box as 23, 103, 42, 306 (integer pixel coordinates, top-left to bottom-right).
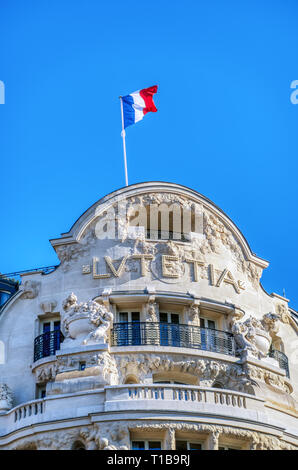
0, 181, 297, 450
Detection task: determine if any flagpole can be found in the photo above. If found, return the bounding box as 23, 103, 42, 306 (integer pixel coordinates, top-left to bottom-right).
119, 96, 128, 187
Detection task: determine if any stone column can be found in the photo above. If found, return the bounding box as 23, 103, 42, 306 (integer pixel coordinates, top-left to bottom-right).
207, 430, 220, 450
165, 427, 176, 450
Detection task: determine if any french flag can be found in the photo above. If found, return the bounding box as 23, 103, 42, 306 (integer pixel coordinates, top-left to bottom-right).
121, 85, 158, 128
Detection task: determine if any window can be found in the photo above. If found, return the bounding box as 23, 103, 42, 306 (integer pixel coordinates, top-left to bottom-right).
41, 319, 61, 334
176, 440, 202, 450
200, 317, 216, 351
40, 319, 61, 357
36, 385, 46, 398
160, 312, 180, 347
200, 318, 216, 329
131, 440, 162, 450
141, 203, 198, 242
117, 311, 141, 346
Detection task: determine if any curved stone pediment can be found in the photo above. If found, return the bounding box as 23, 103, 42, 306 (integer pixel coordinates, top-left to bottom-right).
49, 183, 268, 291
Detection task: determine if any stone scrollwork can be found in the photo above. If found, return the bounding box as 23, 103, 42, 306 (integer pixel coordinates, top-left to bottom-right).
61, 293, 113, 347
21, 280, 40, 299
0, 384, 13, 412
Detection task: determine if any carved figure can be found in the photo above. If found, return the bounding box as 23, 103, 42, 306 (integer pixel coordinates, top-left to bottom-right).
62, 293, 113, 346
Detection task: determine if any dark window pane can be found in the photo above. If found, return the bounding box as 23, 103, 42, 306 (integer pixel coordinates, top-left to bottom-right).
189, 443, 201, 450
171, 314, 179, 324
160, 313, 167, 323
132, 312, 140, 322
43, 323, 50, 333
148, 441, 161, 450
132, 441, 145, 450
119, 312, 128, 322
176, 440, 187, 450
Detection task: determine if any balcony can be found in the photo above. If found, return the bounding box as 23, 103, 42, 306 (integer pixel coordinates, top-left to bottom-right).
111, 322, 236, 357
33, 330, 64, 362
269, 349, 290, 378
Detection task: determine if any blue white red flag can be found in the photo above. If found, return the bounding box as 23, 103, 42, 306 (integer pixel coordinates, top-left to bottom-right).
121, 85, 158, 128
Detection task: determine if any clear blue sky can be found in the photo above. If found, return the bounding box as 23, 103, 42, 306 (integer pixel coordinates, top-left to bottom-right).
1, 1, 297, 308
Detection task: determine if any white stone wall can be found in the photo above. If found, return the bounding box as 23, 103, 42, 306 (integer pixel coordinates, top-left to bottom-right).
0, 182, 297, 449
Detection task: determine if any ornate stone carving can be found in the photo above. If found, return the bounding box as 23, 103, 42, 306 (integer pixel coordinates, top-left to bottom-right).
187, 303, 200, 323
145, 295, 158, 322
53, 350, 119, 388
231, 320, 259, 358
61, 293, 113, 346
40, 301, 57, 314
35, 364, 59, 384
231, 314, 273, 360
261, 313, 280, 337
6, 420, 297, 450
128, 421, 296, 450
97, 351, 119, 385
244, 364, 292, 394
0, 384, 13, 412
21, 280, 40, 299
116, 354, 254, 393
10, 430, 79, 450
276, 303, 290, 324
79, 423, 129, 450
55, 235, 95, 271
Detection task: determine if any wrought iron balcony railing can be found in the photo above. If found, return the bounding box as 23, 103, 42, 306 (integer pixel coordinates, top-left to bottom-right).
34, 330, 64, 362
269, 349, 290, 378
111, 322, 236, 356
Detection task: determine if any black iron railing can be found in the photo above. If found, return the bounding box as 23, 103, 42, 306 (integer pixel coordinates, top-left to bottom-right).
111, 322, 236, 356
34, 330, 64, 362
269, 349, 290, 378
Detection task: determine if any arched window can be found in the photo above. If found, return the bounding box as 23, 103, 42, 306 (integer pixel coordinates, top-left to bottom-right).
124, 375, 139, 384
212, 381, 224, 389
